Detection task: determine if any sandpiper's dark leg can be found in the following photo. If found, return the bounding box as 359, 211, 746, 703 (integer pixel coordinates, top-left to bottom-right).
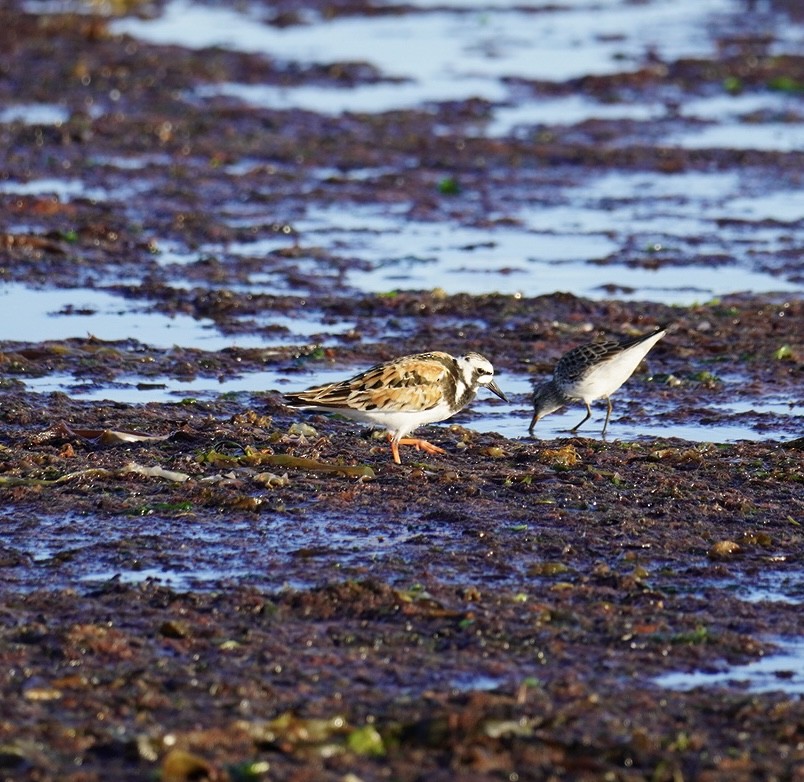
570, 403, 592, 432
601, 397, 613, 435
528, 411, 539, 435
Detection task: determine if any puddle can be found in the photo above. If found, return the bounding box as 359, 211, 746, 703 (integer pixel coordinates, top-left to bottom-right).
738, 574, 804, 605
107, 0, 804, 151
0, 103, 69, 125
471, 92, 804, 154
722, 192, 804, 223
579, 170, 741, 201
279, 203, 801, 302
296, 219, 619, 296
449, 674, 505, 693
716, 398, 803, 417
454, 373, 802, 443
654, 636, 804, 695
150, 239, 204, 266
461, 402, 801, 444
483, 94, 665, 137
18, 367, 353, 403
668, 122, 804, 153
195, 77, 509, 116
481, 75, 802, 140
89, 153, 175, 170
0, 284, 252, 348
570, 169, 804, 224
529, 262, 799, 305
112, 0, 747, 102
0, 177, 108, 201
206, 235, 304, 260
681, 92, 804, 122
651, 517, 804, 700
704, 568, 804, 607
0, 283, 352, 349
0, 174, 155, 204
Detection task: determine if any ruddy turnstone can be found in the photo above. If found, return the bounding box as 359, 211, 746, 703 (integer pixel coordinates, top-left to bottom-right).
529, 325, 668, 436
284, 351, 507, 464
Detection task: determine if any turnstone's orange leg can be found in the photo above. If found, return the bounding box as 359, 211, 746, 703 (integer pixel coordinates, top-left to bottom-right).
387, 435, 445, 464
397, 437, 446, 456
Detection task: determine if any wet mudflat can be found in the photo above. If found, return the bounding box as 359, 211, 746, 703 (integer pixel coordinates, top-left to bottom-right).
1, 0, 803, 780
1, 380, 803, 782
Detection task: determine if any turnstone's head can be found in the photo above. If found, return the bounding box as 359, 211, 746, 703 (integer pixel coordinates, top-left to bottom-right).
458, 352, 507, 401
529, 380, 567, 433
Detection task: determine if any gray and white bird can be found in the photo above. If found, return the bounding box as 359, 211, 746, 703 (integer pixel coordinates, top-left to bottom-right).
529, 325, 667, 436
284, 351, 507, 464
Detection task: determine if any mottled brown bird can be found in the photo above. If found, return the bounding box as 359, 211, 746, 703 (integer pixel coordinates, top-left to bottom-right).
284, 351, 507, 464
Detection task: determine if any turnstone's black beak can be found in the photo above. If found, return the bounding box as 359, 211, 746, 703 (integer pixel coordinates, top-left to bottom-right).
487, 379, 507, 402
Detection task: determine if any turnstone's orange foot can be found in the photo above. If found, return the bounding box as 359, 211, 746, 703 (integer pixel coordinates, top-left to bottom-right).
397, 437, 446, 457
283, 351, 507, 465
529, 325, 668, 437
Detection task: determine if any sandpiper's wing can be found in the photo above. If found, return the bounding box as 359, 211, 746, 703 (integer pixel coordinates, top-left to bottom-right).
554, 339, 624, 383
555, 326, 667, 383
284, 352, 454, 413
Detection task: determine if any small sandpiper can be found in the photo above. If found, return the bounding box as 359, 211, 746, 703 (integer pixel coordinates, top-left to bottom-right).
529, 325, 668, 436
284, 351, 507, 464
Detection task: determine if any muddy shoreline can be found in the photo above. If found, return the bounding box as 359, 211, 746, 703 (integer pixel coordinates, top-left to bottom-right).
1, 1, 803, 780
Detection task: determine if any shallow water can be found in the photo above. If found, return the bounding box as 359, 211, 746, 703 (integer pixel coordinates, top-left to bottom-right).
283, 198, 801, 301
0, 103, 69, 125
4, 172, 799, 304
110, 0, 804, 145
0, 177, 108, 201
110, 0, 776, 88
197, 76, 804, 155
0, 283, 350, 349
654, 637, 804, 695
19, 366, 802, 444
737, 573, 804, 605
668, 122, 804, 154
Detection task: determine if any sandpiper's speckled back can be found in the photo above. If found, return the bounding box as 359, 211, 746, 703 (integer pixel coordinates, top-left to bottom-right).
553, 339, 630, 385
553, 326, 667, 401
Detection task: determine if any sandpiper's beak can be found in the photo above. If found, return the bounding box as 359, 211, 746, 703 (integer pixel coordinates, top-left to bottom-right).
487, 379, 507, 402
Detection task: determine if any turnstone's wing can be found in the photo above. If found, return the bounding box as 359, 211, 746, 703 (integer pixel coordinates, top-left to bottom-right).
285, 352, 454, 413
